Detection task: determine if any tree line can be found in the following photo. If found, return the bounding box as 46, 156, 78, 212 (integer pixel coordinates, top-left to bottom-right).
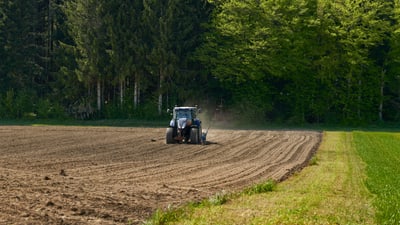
1, 0, 400, 124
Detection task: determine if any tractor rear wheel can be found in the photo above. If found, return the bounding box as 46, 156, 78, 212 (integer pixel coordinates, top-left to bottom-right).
190, 128, 199, 144
166, 127, 175, 144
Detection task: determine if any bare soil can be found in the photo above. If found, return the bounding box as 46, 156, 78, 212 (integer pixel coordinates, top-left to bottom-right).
0, 126, 321, 224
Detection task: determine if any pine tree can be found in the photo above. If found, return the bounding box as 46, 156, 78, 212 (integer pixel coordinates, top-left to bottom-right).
167, 0, 212, 105
103, 0, 145, 110
143, 0, 178, 115
1, 0, 47, 91
64, 0, 109, 112
0, 1, 6, 92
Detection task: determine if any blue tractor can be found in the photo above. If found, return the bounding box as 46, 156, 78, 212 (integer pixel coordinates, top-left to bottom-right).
166, 106, 202, 144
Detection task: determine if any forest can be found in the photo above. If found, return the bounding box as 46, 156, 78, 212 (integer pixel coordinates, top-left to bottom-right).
1, 0, 400, 124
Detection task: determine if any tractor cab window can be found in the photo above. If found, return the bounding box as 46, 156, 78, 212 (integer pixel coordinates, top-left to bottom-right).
175, 109, 192, 120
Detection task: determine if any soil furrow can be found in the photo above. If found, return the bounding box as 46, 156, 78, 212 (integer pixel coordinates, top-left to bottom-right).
0, 126, 321, 224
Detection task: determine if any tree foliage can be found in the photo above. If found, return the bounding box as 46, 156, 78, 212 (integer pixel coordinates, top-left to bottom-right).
199, 0, 397, 123
0, 0, 400, 124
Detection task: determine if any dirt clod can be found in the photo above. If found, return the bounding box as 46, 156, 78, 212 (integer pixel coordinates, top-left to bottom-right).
46, 201, 55, 207
59, 169, 67, 176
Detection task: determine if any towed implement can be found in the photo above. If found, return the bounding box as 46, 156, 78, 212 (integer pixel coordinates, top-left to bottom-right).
166, 106, 202, 144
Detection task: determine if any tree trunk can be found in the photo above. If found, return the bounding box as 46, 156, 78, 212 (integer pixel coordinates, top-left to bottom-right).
97, 79, 101, 111
158, 90, 162, 115
358, 79, 361, 120
379, 69, 386, 121
134, 73, 139, 109
158, 94, 162, 115
46, 0, 52, 82
120, 77, 124, 106
158, 69, 163, 115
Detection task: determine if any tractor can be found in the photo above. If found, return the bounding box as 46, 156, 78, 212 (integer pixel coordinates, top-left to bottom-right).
166, 106, 202, 144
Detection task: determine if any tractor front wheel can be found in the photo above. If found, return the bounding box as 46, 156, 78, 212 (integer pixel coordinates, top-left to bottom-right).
166, 127, 175, 144
190, 128, 199, 144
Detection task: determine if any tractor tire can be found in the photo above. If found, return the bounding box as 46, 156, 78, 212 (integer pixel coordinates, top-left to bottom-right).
166, 127, 175, 144
190, 127, 199, 144
198, 126, 202, 143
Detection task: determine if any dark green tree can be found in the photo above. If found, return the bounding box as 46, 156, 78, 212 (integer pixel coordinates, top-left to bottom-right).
0, 1, 6, 92
143, 0, 211, 114
64, 0, 110, 112
1, 0, 46, 91
0, 0, 57, 118
166, 0, 212, 106
143, 0, 179, 115
103, 0, 145, 113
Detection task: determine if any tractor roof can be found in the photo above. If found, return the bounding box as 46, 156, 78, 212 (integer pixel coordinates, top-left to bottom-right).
174, 106, 197, 110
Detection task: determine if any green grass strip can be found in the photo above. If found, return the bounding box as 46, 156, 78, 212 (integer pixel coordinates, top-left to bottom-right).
155, 132, 374, 225
354, 132, 400, 224
242, 179, 276, 196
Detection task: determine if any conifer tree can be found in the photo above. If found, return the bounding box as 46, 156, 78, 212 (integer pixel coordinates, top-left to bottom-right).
104, 0, 145, 110
143, 0, 178, 114
64, 0, 109, 111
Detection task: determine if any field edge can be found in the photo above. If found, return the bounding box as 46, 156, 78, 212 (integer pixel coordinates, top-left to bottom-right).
160, 132, 375, 225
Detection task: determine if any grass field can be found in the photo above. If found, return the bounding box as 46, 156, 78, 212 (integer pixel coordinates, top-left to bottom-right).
145, 131, 400, 224
354, 132, 400, 224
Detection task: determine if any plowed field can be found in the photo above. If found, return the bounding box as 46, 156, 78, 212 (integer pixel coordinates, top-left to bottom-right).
0, 126, 321, 224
